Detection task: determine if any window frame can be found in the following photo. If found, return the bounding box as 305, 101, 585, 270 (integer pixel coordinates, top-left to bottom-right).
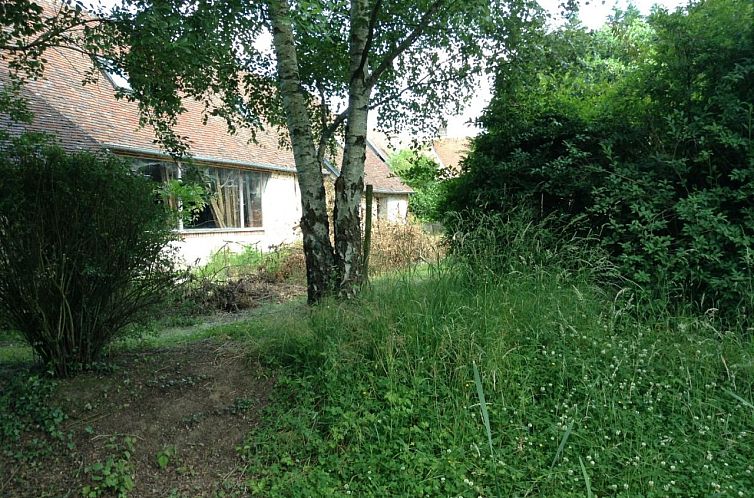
131, 157, 268, 232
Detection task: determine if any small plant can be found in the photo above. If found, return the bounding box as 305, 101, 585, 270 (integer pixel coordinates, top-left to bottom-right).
0, 374, 70, 462
82, 436, 135, 498
226, 397, 254, 416
156, 445, 176, 470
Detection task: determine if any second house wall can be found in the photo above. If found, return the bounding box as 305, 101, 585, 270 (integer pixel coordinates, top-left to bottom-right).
377, 194, 409, 222
366, 194, 409, 224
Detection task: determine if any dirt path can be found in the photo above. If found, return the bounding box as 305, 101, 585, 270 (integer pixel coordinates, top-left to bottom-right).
2, 339, 271, 497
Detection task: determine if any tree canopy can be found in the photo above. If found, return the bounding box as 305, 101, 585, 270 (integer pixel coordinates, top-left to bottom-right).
104, 0, 541, 301
445, 0, 754, 320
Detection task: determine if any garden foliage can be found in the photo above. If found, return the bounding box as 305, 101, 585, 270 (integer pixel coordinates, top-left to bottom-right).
444, 0, 754, 320
0, 141, 176, 376
388, 149, 445, 222
236, 214, 754, 496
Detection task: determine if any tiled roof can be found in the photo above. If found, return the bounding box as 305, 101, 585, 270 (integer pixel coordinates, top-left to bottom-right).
365, 141, 412, 194
0, 16, 408, 193
431, 137, 471, 175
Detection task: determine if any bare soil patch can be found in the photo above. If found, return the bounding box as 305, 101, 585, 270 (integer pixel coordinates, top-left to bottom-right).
2, 339, 271, 497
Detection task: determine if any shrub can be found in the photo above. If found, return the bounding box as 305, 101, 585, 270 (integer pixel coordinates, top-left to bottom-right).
388, 149, 445, 222
444, 0, 754, 322
0, 142, 177, 376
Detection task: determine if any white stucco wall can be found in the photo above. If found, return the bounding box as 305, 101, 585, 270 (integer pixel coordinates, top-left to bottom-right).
171, 171, 302, 265
170, 174, 410, 266
367, 193, 409, 224
377, 194, 409, 222
386, 195, 408, 222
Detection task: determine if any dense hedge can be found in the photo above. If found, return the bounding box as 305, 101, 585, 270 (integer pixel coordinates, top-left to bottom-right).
444, 0, 754, 321
0, 141, 177, 376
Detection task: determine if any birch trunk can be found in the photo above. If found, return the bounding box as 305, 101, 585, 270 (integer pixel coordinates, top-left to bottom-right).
333, 0, 372, 296
268, 0, 335, 303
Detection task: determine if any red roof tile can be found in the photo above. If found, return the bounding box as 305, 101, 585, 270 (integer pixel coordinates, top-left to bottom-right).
1, 12, 408, 193
431, 137, 470, 175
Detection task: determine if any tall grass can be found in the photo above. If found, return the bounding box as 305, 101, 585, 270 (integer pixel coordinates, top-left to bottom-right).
232, 214, 753, 497
197, 244, 305, 283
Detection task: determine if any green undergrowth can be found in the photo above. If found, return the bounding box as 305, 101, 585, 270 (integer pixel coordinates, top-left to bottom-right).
0, 374, 71, 462
234, 263, 754, 496
197, 244, 303, 283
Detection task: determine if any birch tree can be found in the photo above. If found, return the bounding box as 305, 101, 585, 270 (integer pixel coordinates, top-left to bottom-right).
110, 0, 539, 301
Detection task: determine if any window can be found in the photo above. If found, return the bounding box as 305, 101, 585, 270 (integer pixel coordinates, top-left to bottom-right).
200, 167, 267, 229
135, 160, 268, 230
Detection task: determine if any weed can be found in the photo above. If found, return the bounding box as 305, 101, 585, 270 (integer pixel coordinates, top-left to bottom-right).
180, 412, 206, 426
198, 244, 305, 284
82, 435, 135, 498
0, 374, 71, 462
368, 220, 445, 275
156, 445, 176, 470
146, 373, 208, 390
226, 397, 255, 416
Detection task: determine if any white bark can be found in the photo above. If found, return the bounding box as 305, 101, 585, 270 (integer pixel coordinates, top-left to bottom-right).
333, 0, 373, 295
268, 0, 335, 302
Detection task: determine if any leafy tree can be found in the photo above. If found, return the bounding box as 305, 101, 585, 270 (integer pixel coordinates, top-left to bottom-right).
388, 149, 444, 221
446, 0, 754, 320
106, 0, 540, 302
0, 0, 115, 127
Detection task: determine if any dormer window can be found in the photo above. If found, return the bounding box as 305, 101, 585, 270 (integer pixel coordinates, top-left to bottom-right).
96, 57, 132, 92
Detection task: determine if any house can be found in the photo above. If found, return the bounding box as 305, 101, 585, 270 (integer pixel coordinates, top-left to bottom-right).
431, 137, 470, 177
0, 28, 412, 264
367, 127, 471, 178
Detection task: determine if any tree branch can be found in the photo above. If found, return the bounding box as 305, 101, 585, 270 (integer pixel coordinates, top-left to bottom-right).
365, 0, 450, 88
317, 107, 348, 161
316, 82, 332, 162
0, 18, 107, 53
369, 72, 461, 110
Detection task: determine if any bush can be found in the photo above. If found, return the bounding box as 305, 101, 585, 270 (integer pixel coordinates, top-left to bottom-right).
388, 150, 445, 222
444, 0, 754, 322
0, 142, 177, 376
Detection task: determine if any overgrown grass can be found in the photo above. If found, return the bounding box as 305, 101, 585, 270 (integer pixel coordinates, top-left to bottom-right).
1, 216, 751, 496
227, 218, 754, 497
197, 244, 305, 283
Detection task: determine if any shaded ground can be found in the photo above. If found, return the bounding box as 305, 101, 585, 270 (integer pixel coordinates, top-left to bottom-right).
1, 339, 271, 498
